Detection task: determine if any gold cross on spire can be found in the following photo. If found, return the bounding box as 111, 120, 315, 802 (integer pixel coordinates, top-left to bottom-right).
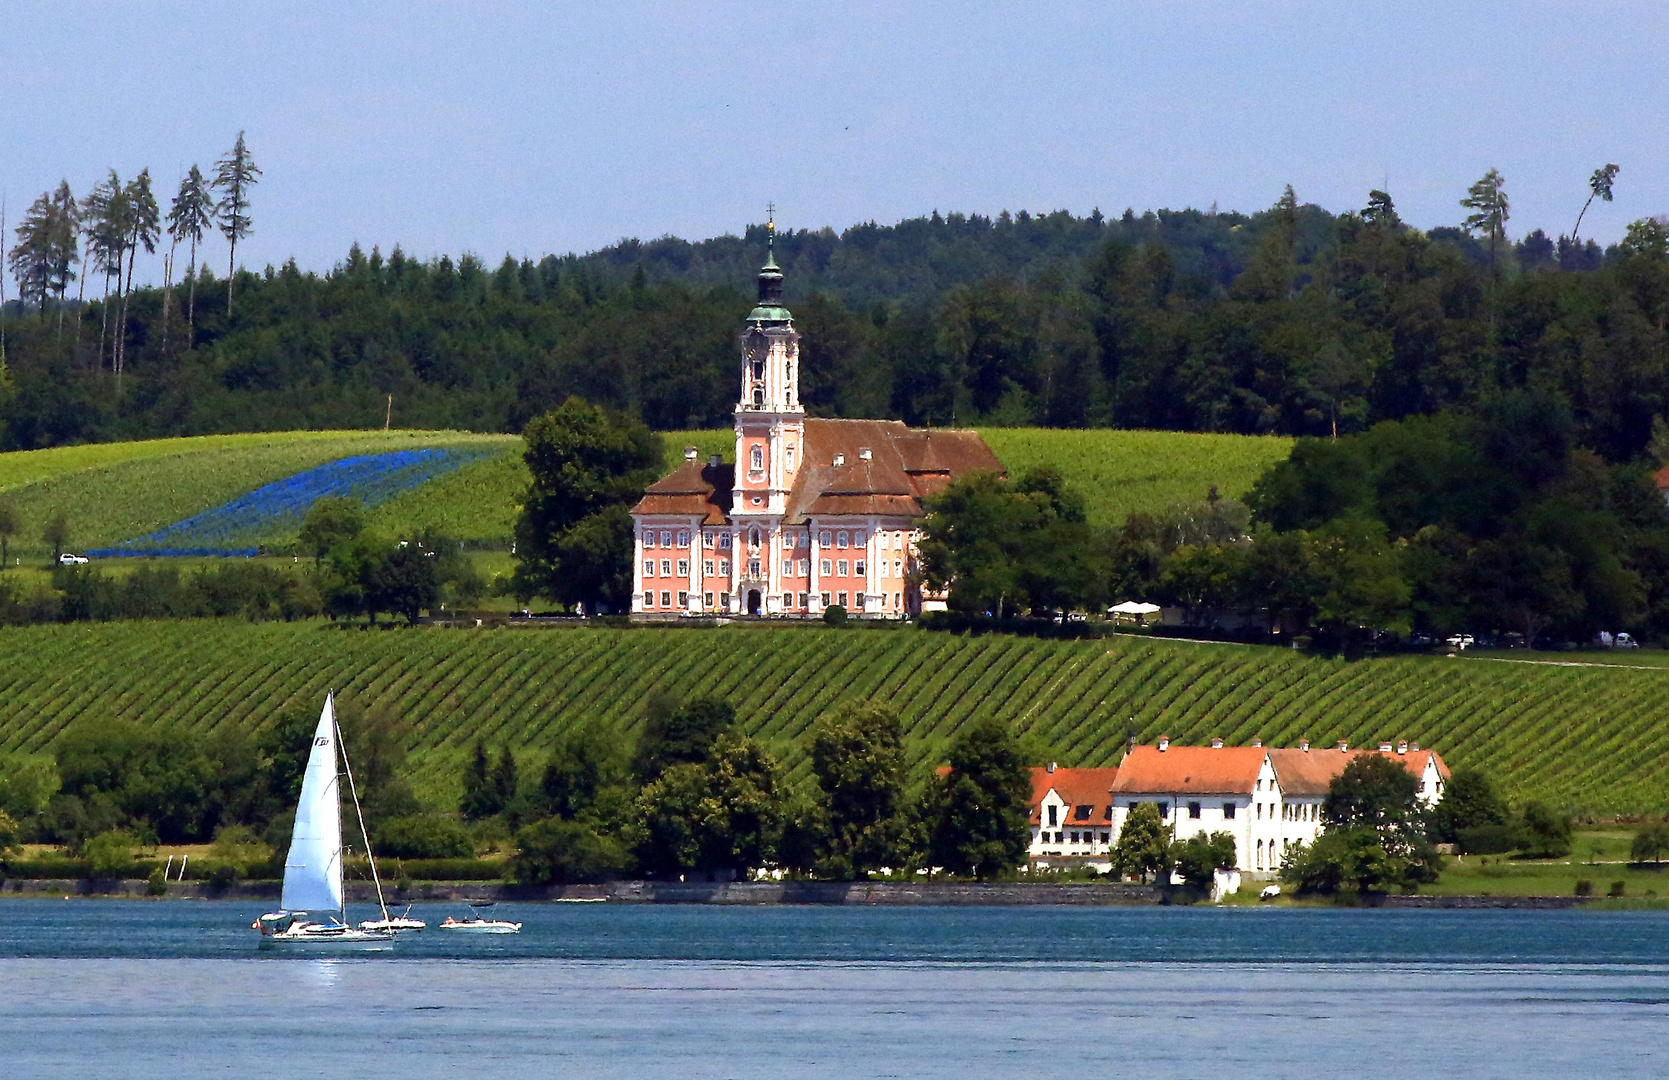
766, 203, 776, 246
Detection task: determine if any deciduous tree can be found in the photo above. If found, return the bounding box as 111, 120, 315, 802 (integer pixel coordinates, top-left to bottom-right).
925, 718, 1031, 880
808, 702, 910, 878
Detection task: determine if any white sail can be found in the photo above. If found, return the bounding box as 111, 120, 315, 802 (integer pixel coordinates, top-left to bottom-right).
280, 695, 344, 914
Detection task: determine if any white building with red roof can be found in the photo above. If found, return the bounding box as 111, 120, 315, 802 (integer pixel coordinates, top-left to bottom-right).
1030, 737, 1450, 878
630, 223, 1003, 620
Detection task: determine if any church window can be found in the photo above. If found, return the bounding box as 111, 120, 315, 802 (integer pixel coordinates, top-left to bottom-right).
854, 592, 865, 608
855, 559, 866, 575
751, 445, 764, 470
855, 531, 866, 546
837, 560, 848, 576
819, 530, 831, 546
704, 533, 715, 549
819, 592, 830, 606
660, 531, 671, 547
704, 592, 714, 608
750, 529, 762, 549
785, 446, 795, 469
748, 559, 760, 577
798, 592, 808, 608
704, 560, 714, 575
660, 592, 672, 607
893, 593, 900, 609
678, 591, 688, 607
660, 560, 671, 576
782, 561, 793, 577
677, 530, 690, 547
820, 559, 831, 575
719, 534, 732, 550
798, 560, 808, 576
836, 531, 848, 548
643, 592, 653, 608
752, 388, 763, 407
838, 592, 849, 607
782, 593, 792, 608
677, 560, 688, 577
720, 559, 730, 574
782, 533, 793, 548
643, 560, 654, 577
720, 593, 731, 611
894, 559, 902, 577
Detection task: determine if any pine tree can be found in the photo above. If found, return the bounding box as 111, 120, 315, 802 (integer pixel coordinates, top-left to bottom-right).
459, 740, 494, 821
491, 746, 520, 813
1571, 163, 1619, 244
166, 165, 215, 343
1460, 168, 1510, 276
116, 170, 160, 377
213, 131, 261, 315
82, 173, 129, 370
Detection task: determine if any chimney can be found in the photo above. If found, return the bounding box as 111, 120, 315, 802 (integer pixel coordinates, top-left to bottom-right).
833, 453, 845, 466
1378, 741, 1394, 753
1046, 761, 1056, 774
684, 445, 698, 461
709, 454, 722, 468
859, 447, 872, 461
1410, 742, 1420, 752
1157, 735, 1169, 752
1299, 739, 1310, 752
1210, 737, 1223, 749
1336, 740, 1348, 752
1397, 740, 1409, 755
1250, 737, 1262, 748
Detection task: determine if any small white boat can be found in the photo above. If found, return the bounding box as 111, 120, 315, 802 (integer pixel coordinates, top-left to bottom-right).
254, 693, 395, 951
360, 905, 427, 933
437, 901, 521, 934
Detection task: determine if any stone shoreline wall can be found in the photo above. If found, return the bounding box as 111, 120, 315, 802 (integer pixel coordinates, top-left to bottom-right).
0, 878, 1595, 908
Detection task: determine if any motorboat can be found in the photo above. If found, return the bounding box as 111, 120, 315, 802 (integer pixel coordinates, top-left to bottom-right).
359, 905, 427, 933
254, 692, 395, 951
437, 901, 522, 934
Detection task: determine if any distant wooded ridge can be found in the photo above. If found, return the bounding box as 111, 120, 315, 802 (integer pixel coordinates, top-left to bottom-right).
1, 188, 1665, 463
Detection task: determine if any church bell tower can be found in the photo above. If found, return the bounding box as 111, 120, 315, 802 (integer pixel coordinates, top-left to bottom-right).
733, 211, 804, 523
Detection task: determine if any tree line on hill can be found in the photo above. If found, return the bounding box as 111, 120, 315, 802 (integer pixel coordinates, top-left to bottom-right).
2, 168, 1666, 470
920, 385, 1669, 644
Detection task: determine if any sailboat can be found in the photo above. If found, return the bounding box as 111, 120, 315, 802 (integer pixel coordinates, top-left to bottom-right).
253, 692, 396, 949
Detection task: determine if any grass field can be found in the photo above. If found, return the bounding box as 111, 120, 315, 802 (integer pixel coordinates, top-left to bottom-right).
0, 620, 1663, 815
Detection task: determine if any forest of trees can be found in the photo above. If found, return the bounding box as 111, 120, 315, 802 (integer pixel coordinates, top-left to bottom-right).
2, 166, 1666, 466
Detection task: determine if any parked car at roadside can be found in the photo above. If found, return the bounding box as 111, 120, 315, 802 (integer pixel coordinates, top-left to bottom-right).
57, 553, 89, 566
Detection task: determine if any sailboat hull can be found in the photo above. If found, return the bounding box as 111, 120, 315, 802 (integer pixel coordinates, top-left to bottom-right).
258, 923, 395, 950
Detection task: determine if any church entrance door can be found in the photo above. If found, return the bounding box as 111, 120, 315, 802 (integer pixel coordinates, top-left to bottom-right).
747, 589, 762, 616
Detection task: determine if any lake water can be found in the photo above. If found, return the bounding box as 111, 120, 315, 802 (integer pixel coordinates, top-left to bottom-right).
3, 901, 1668, 1078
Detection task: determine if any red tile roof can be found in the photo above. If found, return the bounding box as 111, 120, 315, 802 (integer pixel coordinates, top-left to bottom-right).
632, 459, 734, 524
1267, 746, 1450, 796
1110, 744, 1268, 796
1028, 767, 1120, 823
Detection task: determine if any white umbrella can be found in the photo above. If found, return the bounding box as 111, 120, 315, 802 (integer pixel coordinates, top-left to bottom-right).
1108, 601, 1162, 615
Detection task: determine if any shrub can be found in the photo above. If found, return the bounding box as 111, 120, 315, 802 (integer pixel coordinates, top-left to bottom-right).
387, 858, 506, 881
822, 605, 848, 627
1608, 880, 1626, 898
1455, 824, 1516, 856
81, 829, 138, 878
1575, 879, 1593, 897
375, 814, 475, 859
206, 863, 240, 890
1516, 802, 1573, 859
147, 867, 168, 896
211, 824, 277, 877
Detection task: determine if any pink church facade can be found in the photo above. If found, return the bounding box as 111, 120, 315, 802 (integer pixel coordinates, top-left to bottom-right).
630, 232, 1001, 620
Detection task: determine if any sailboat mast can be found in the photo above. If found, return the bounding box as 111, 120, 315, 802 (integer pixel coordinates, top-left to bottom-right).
333, 692, 391, 923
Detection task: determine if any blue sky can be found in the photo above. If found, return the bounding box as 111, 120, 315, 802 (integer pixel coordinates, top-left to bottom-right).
5, 1, 1663, 284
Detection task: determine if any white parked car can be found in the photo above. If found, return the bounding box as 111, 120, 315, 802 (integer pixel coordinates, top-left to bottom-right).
1445, 634, 1474, 650
1615, 632, 1640, 649
58, 553, 89, 566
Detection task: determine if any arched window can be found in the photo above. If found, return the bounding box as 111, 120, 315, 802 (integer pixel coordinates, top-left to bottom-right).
750, 528, 761, 549
752, 387, 764, 407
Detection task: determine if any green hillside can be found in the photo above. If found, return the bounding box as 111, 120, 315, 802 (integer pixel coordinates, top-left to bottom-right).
0, 426, 1288, 557
981, 428, 1293, 529
0, 620, 1660, 815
